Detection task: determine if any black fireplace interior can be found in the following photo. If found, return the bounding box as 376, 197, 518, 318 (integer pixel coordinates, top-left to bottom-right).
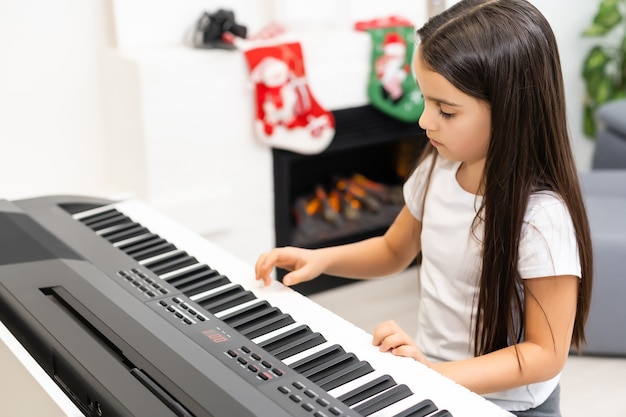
272, 105, 427, 295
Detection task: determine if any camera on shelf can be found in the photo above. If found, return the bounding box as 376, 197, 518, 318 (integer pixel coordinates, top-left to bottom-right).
193, 9, 247, 50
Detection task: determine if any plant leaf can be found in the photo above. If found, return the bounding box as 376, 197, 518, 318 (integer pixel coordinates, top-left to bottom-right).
583, 0, 623, 36
583, 103, 597, 138
593, 77, 615, 103
582, 46, 610, 77
583, 23, 609, 37
595, 0, 623, 27
586, 72, 603, 98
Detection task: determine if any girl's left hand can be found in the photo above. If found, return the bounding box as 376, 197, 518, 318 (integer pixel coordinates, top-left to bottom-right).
372, 320, 431, 367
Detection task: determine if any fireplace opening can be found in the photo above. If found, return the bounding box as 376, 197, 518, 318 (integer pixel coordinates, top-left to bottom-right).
272, 105, 427, 295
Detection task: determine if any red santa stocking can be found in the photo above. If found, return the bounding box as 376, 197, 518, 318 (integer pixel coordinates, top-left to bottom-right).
355, 16, 424, 123
244, 42, 335, 154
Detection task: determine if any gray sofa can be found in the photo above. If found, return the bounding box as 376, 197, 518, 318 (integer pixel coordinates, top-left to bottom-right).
578, 99, 626, 356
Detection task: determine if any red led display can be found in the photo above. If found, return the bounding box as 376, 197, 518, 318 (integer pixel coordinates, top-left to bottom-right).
203, 328, 228, 343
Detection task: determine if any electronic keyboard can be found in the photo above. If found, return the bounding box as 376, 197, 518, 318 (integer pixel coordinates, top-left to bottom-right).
0, 195, 512, 417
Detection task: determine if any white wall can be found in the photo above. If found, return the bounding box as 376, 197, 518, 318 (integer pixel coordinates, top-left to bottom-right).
0, 0, 600, 263
0, 0, 113, 200
533, 0, 598, 170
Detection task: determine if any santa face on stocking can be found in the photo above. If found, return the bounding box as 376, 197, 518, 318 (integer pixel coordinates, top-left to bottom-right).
356, 16, 424, 123
245, 42, 335, 155
375, 32, 409, 102
251, 57, 302, 129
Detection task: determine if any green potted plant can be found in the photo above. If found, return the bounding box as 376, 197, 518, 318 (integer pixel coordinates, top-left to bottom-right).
581, 0, 626, 138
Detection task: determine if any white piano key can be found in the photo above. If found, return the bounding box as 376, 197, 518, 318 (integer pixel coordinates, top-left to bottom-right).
112, 232, 152, 248
138, 248, 183, 265
326, 369, 388, 399
214, 299, 266, 319
159, 263, 205, 280
71, 203, 118, 220
189, 282, 237, 302
95, 222, 131, 236
251, 322, 302, 345
281, 340, 335, 366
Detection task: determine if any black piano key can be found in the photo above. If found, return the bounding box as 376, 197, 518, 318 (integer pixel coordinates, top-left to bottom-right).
197, 286, 256, 313
103, 224, 150, 243
118, 234, 162, 253
220, 302, 277, 328
80, 209, 122, 227
96, 223, 132, 237
195, 283, 243, 302
179, 274, 233, 298
130, 241, 177, 261
302, 352, 359, 381
86, 212, 132, 230
337, 375, 397, 407
289, 344, 346, 374
316, 361, 374, 392
430, 410, 452, 417
219, 300, 272, 321
144, 252, 198, 276
165, 263, 212, 281
239, 314, 295, 339
270, 332, 326, 360
230, 307, 286, 333
142, 250, 185, 270
166, 266, 226, 294
256, 324, 313, 352
353, 384, 413, 416
179, 271, 231, 297
393, 399, 438, 417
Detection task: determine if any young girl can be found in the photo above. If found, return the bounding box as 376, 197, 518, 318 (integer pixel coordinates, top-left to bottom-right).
255, 1, 593, 415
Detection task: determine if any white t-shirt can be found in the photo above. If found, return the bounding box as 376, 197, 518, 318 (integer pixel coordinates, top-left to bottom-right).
403, 155, 581, 412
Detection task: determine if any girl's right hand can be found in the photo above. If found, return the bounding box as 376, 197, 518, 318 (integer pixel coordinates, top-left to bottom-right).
255, 246, 326, 287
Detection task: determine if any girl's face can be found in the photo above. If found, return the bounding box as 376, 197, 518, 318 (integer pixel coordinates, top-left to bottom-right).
414, 48, 491, 168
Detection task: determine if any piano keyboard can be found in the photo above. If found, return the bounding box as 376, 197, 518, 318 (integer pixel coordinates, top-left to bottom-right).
70, 197, 512, 417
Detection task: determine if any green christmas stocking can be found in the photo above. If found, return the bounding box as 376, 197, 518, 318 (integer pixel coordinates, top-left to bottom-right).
356, 16, 424, 123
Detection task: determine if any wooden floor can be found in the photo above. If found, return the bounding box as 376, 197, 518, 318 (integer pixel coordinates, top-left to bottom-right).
309, 267, 626, 416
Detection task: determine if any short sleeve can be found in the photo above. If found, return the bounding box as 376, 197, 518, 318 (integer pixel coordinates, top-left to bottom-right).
518, 192, 581, 279
403, 155, 436, 221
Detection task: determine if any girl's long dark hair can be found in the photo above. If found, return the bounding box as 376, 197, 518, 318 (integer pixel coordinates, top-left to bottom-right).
416, 0, 592, 355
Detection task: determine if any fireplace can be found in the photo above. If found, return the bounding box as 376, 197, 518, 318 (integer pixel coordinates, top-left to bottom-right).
272, 105, 427, 295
